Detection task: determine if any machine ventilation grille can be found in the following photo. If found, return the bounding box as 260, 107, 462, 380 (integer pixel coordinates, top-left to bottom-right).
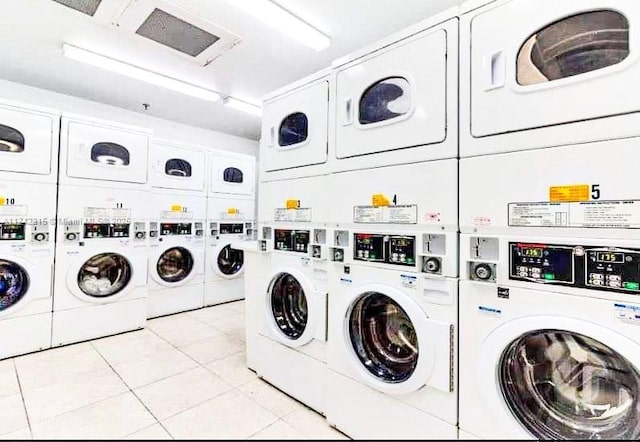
51, 0, 102, 16
135, 8, 220, 57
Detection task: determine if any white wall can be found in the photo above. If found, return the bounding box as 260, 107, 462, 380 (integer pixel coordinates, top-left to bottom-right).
0, 78, 258, 157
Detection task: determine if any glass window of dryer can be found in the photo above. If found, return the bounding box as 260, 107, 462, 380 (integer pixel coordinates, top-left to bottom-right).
223, 167, 243, 183
270, 273, 308, 339
349, 292, 418, 383
0, 124, 25, 152
0, 260, 29, 310
157, 247, 194, 283
499, 329, 640, 439
217, 245, 243, 276
90, 142, 131, 166
278, 112, 308, 146
78, 253, 131, 298
517, 10, 629, 85
165, 158, 192, 177
358, 77, 411, 125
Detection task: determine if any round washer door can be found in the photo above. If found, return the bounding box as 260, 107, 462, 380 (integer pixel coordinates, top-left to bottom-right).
478, 316, 640, 439
212, 243, 244, 280
0, 259, 30, 316
70, 252, 133, 302
153, 246, 195, 286
265, 267, 319, 348
343, 283, 440, 395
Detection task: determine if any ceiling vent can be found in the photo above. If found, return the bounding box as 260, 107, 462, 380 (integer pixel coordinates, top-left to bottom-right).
51, 0, 102, 16
111, 0, 242, 67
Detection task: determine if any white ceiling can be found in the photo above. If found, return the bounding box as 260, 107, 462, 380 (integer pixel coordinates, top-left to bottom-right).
0, 0, 464, 140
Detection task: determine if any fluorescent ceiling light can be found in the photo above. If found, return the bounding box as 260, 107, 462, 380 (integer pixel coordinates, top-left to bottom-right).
62, 43, 221, 102
224, 97, 263, 117
226, 0, 330, 51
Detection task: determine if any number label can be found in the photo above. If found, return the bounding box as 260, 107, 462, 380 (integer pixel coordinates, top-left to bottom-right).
591, 184, 601, 200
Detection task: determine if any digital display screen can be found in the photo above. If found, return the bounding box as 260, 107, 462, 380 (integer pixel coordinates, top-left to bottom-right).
596, 252, 625, 263
521, 247, 543, 258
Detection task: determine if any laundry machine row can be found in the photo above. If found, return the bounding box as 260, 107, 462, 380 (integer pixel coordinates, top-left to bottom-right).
0, 98, 257, 360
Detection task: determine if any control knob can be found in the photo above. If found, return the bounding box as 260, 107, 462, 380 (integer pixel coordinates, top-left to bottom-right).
424, 257, 441, 274
34, 233, 47, 242
474, 263, 493, 281
66, 232, 78, 241
135, 231, 145, 239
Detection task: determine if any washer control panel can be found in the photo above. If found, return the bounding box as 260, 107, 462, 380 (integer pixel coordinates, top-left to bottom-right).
354, 233, 415, 267
274, 229, 309, 253
220, 223, 244, 235
160, 223, 192, 236
0, 223, 25, 240
84, 223, 130, 238
510, 242, 640, 294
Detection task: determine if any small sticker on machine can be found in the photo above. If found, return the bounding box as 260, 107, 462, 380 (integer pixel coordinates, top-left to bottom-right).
508, 200, 640, 229
0, 204, 27, 216
161, 210, 193, 220
353, 205, 417, 224
478, 306, 502, 316
615, 303, 640, 325
274, 208, 312, 223
84, 207, 131, 221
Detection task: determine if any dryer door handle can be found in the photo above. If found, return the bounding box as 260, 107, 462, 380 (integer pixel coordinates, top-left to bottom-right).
268, 126, 275, 147
486, 50, 506, 91
343, 98, 354, 126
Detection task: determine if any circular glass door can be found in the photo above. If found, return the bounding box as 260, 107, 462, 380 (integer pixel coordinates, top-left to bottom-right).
0, 260, 29, 311
500, 329, 640, 439
270, 273, 308, 339
78, 253, 131, 298
217, 245, 243, 276
349, 292, 418, 383
157, 247, 194, 283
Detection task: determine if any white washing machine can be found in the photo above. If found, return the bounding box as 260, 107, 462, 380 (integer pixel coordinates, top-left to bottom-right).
147, 192, 205, 318
331, 7, 458, 173
459, 233, 640, 439
52, 186, 149, 346
460, 0, 640, 158
204, 196, 254, 306
260, 68, 331, 182
0, 99, 59, 359
53, 114, 151, 346
254, 174, 330, 413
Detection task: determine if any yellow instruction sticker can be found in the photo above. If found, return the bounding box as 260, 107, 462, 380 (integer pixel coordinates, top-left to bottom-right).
372, 194, 390, 207
227, 207, 239, 214
286, 199, 300, 209
171, 205, 182, 212
0, 198, 4, 206
549, 185, 590, 202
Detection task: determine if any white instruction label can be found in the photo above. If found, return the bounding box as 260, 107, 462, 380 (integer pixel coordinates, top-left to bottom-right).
508, 200, 640, 229
84, 207, 131, 221
400, 273, 417, 289
615, 303, 640, 325
161, 210, 193, 220
353, 205, 418, 224
274, 208, 312, 223
0, 204, 27, 216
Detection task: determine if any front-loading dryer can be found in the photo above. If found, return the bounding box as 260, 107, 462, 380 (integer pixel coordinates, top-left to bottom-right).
147, 192, 205, 318
459, 233, 640, 439
205, 196, 254, 306
261, 69, 332, 182
0, 98, 60, 359
59, 113, 151, 189
208, 150, 256, 198
460, 0, 640, 157
150, 139, 206, 195
51, 186, 149, 346
331, 8, 458, 173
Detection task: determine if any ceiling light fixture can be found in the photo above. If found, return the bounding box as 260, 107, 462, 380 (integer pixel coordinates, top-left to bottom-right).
223, 97, 263, 117
226, 0, 330, 51
62, 43, 221, 102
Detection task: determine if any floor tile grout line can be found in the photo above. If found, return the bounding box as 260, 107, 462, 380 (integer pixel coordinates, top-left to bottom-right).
12, 359, 33, 439
91, 342, 176, 440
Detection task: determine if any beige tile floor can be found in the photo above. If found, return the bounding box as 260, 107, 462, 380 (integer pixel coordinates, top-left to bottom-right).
1, 301, 347, 440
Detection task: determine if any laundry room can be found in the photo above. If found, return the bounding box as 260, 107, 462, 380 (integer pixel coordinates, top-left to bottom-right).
1, 0, 639, 440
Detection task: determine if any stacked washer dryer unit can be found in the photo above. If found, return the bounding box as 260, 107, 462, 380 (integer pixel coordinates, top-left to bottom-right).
254, 69, 332, 413
52, 114, 150, 346
205, 150, 256, 306
0, 99, 59, 359
147, 139, 206, 318
326, 9, 459, 439
458, 0, 640, 439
